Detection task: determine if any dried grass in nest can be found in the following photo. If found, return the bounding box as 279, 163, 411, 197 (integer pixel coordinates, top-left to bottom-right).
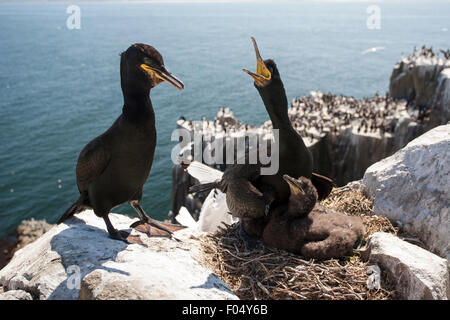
198, 187, 398, 300
322, 188, 398, 239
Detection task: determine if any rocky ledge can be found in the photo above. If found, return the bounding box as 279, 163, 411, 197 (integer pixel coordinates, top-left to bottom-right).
0, 219, 53, 269
0, 211, 237, 300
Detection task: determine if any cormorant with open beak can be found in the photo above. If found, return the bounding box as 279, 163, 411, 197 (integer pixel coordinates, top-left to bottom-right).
186, 39, 333, 247
58, 43, 185, 242
243, 37, 333, 204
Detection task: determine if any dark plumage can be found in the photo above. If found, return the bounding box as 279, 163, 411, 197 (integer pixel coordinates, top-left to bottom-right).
262, 175, 365, 260
187, 39, 333, 249
245, 59, 313, 205
58, 43, 185, 242
187, 157, 274, 220
243, 38, 333, 205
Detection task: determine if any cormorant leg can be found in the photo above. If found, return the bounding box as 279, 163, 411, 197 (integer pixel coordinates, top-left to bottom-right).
129, 201, 174, 236
130, 200, 150, 222
103, 215, 129, 243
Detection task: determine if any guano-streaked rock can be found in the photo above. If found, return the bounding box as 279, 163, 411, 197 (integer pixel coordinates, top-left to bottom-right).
362, 232, 449, 300
363, 124, 450, 259
0, 210, 237, 300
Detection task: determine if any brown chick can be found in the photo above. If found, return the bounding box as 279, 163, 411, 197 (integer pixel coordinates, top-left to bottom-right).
262, 175, 364, 260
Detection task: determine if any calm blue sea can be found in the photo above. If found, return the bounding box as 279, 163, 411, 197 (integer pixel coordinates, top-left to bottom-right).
0, 1, 449, 237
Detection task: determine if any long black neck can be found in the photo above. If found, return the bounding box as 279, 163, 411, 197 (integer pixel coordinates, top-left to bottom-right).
256, 77, 312, 176
120, 55, 155, 122
256, 79, 291, 130
122, 90, 154, 122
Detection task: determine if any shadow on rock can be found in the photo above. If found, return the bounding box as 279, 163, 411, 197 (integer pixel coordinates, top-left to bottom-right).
48, 216, 130, 299
190, 273, 235, 296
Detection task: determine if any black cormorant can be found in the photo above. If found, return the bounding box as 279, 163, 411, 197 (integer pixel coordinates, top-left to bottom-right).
242, 37, 333, 204
186, 38, 333, 246
58, 43, 185, 242
188, 38, 332, 220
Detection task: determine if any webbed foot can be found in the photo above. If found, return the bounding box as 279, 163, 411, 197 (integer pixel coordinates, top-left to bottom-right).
108, 229, 143, 245
130, 219, 186, 239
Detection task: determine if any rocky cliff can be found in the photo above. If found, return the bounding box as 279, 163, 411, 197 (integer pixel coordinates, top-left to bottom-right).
0, 211, 237, 300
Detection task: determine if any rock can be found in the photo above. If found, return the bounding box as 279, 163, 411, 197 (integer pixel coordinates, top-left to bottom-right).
0, 210, 238, 300
0, 235, 17, 270
0, 289, 33, 300
389, 48, 450, 107
363, 124, 450, 259
430, 68, 450, 128
366, 264, 381, 290
361, 232, 449, 300
0, 218, 54, 270
389, 60, 415, 100
15, 218, 54, 249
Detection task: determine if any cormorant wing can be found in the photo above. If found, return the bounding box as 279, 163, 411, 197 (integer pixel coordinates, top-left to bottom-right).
76, 136, 111, 193
311, 173, 334, 201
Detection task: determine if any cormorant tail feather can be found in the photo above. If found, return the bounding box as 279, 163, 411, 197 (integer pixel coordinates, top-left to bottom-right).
57, 195, 87, 224
311, 173, 334, 201
189, 182, 219, 194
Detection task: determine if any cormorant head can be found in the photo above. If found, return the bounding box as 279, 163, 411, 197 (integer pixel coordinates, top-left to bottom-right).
243, 37, 280, 87
120, 43, 184, 93
283, 175, 318, 214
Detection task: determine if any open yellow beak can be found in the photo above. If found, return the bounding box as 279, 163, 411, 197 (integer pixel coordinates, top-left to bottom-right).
283, 174, 305, 196
242, 37, 272, 86
140, 64, 184, 91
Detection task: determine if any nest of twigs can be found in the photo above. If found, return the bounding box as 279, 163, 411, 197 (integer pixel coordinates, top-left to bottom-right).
321, 187, 398, 240
198, 187, 399, 300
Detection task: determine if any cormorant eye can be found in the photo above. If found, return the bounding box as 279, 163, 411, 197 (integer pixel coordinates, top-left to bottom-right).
144, 57, 153, 65
268, 66, 273, 74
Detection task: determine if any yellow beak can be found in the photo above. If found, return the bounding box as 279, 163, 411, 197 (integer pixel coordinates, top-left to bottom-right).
140, 64, 184, 91
242, 37, 272, 86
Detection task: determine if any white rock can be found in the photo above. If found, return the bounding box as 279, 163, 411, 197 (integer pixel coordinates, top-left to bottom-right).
0, 289, 33, 300
0, 210, 237, 300
363, 124, 450, 259
362, 232, 449, 300
366, 264, 381, 290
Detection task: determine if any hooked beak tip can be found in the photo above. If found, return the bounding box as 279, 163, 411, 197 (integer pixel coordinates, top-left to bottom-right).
244, 37, 271, 85
283, 175, 305, 195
